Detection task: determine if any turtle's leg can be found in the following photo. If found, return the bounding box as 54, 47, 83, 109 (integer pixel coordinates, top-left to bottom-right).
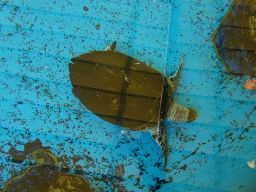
105, 41, 117, 51
168, 55, 184, 93
151, 123, 168, 168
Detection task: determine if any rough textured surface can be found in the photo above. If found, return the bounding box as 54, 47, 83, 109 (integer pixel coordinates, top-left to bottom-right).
0, 0, 256, 192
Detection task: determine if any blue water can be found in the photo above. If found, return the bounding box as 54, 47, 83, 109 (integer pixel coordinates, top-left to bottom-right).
0, 0, 255, 191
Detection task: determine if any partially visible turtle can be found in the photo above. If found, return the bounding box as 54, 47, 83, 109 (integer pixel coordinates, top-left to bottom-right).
68, 41, 197, 167
213, 0, 256, 77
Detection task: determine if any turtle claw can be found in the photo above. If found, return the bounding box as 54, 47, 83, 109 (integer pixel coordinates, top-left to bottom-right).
168, 55, 184, 93
105, 41, 117, 51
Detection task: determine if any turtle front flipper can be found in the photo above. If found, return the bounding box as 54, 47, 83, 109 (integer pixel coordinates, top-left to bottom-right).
105, 41, 117, 51
151, 124, 168, 168
168, 55, 184, 93
166, 55, 197, 122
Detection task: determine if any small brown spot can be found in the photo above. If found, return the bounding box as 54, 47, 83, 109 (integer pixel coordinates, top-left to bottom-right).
191, 147, 199, 156
168, 176, 173, 182
83, 6, 88, 11
113, 164, 125, 177
15, 23, 21, 28
180, 164, 187, 170
95, 24, 100, 30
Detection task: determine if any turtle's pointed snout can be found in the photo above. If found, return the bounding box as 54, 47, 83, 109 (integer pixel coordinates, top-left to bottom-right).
188, 109, 197, 122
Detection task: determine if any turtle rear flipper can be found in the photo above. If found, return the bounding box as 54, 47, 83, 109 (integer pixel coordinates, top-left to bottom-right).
151, 124, 168, 168
168, 55, 184, 93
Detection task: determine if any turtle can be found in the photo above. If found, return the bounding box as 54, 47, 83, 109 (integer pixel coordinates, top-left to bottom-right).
68, 41, 197, 167
212, 0, 256, 77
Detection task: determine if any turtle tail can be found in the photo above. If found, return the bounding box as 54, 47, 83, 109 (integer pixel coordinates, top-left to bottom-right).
151, 124, 168, 168
168, 55, 184, 93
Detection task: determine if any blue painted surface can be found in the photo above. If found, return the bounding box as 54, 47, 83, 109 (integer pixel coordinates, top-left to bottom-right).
0, 0, 255, 191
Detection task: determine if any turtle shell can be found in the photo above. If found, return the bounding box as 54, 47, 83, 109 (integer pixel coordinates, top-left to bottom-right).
213, 0, 256, 77
68, 51, 171, 131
